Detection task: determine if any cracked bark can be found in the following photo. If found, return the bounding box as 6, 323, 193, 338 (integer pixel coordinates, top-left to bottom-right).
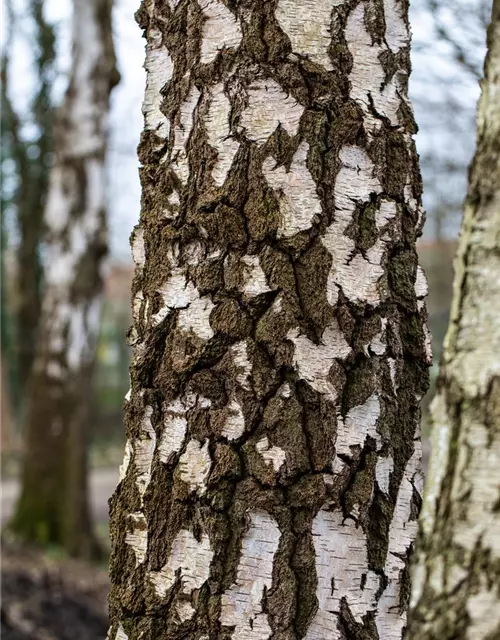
407, 3, 500, 639
108, 0, 429, 637
10, 0, 119, 558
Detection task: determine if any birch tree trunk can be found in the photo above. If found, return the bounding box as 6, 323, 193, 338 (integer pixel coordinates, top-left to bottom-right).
108, 0, 429, 637
11, 0, 119, 558
408, 3, 500, 638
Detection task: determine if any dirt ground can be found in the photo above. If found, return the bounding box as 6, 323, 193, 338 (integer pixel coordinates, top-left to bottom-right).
1, 541, 110, 640
0, 441, 431, 640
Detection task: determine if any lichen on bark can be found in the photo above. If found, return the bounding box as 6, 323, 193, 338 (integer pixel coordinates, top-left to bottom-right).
108, 0, 429, 637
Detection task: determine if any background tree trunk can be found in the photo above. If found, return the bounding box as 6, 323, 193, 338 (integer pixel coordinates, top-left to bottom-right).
1, 359, 17, 454
16, 0, 56, 404
108, 0, 429, 637
408, 2, 500, 639
10, 0, 119, 559
1, 0, 56, 412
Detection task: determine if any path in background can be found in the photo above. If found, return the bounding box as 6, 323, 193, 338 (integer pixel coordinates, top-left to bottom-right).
1, 468, 119, 527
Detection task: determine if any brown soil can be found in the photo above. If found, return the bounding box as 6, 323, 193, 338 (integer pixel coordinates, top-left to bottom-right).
1, 541, 110, 640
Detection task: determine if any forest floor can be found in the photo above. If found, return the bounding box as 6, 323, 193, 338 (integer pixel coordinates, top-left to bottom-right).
0, 441, 431, 639
1, 541, 110, 640
1, 468, 117, 640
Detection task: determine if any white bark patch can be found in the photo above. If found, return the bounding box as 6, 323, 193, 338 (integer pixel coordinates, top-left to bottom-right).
45, 167, 70, 232
205, 83, 240, 186
369, 317, 387, 355
466, 576, 500, 640
42, 159, 105, 370
346, 3, 403, 130
113, 624, 129, 640
152, 269, 214, 339
132, 290, 144, 324
332, 456, 347, 475
423, 323, 433, 365
388, 358, 398, 391
453, 421, 500, 558
149, 529, 213, 599
375, 455, 393, 494
178, 439, 211, 494
338, 248, 385, 305
275, 0, 343, 69
305, 510, 380, 639
376, 200, 398, 230
198, 0, 242, 65
279, 382, 291, 398
383, 0, 409, 53
134, 406, 156, 499
230, 341, 252, 390
67, 305, 86, 370
376, 447, 421, 640
334, 143, 381, 208
263, 142, 322, 237
221, 399, 246, 440
449, 248, 500, 395
335, 393, 381, 457
221, 510, 281, 638
288, 322, 351, 402
125, 512, 148, 567
46, 361, 64, 379
178, 295, 215, 340
142, 28, 173, 138
176, 601, 196, 622
118, 440, 133, 483
415, 265, 428, 299
44, 157, 103, 291
155, 269, 197, 310
240, 79, 304, 144
158, 415, 188, 464
256, 437, 286, 472
131, 227, 146, 268
159, 394, 211, 463
241, 255, 271, 297
171, 85, 201, 183
322, 146, 388, 306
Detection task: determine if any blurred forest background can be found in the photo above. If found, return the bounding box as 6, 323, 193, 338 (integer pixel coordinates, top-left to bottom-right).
0, 0, 493, 637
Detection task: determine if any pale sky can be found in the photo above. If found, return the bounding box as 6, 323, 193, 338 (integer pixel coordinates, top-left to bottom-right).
4, 0, 488, 260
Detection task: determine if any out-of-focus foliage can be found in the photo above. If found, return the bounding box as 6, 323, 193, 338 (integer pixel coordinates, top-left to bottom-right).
1, 0, 56, 414
411, 0, 490, 241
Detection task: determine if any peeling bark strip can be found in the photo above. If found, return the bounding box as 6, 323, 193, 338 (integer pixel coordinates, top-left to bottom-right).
108, 0, 429, 638
11, 0, 118, 558
408, 4, 500, 639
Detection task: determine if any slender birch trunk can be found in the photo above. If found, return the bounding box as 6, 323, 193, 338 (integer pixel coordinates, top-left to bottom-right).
11, 0, 119, 558
408, 3, 500, 638
108, 0, 429, 637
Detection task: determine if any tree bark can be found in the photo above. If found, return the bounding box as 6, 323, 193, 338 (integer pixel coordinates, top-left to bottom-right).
108, 0, 429, 637
408, 3, 500, 639
11, 0, 119, 559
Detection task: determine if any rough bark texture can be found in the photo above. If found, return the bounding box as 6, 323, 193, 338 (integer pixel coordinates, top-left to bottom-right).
407, 3, 500, 639
108, 0, 429, 638
11, 0, 119, 558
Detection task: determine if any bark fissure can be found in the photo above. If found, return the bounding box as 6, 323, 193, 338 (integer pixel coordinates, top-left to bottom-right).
109, 0, 428, 637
